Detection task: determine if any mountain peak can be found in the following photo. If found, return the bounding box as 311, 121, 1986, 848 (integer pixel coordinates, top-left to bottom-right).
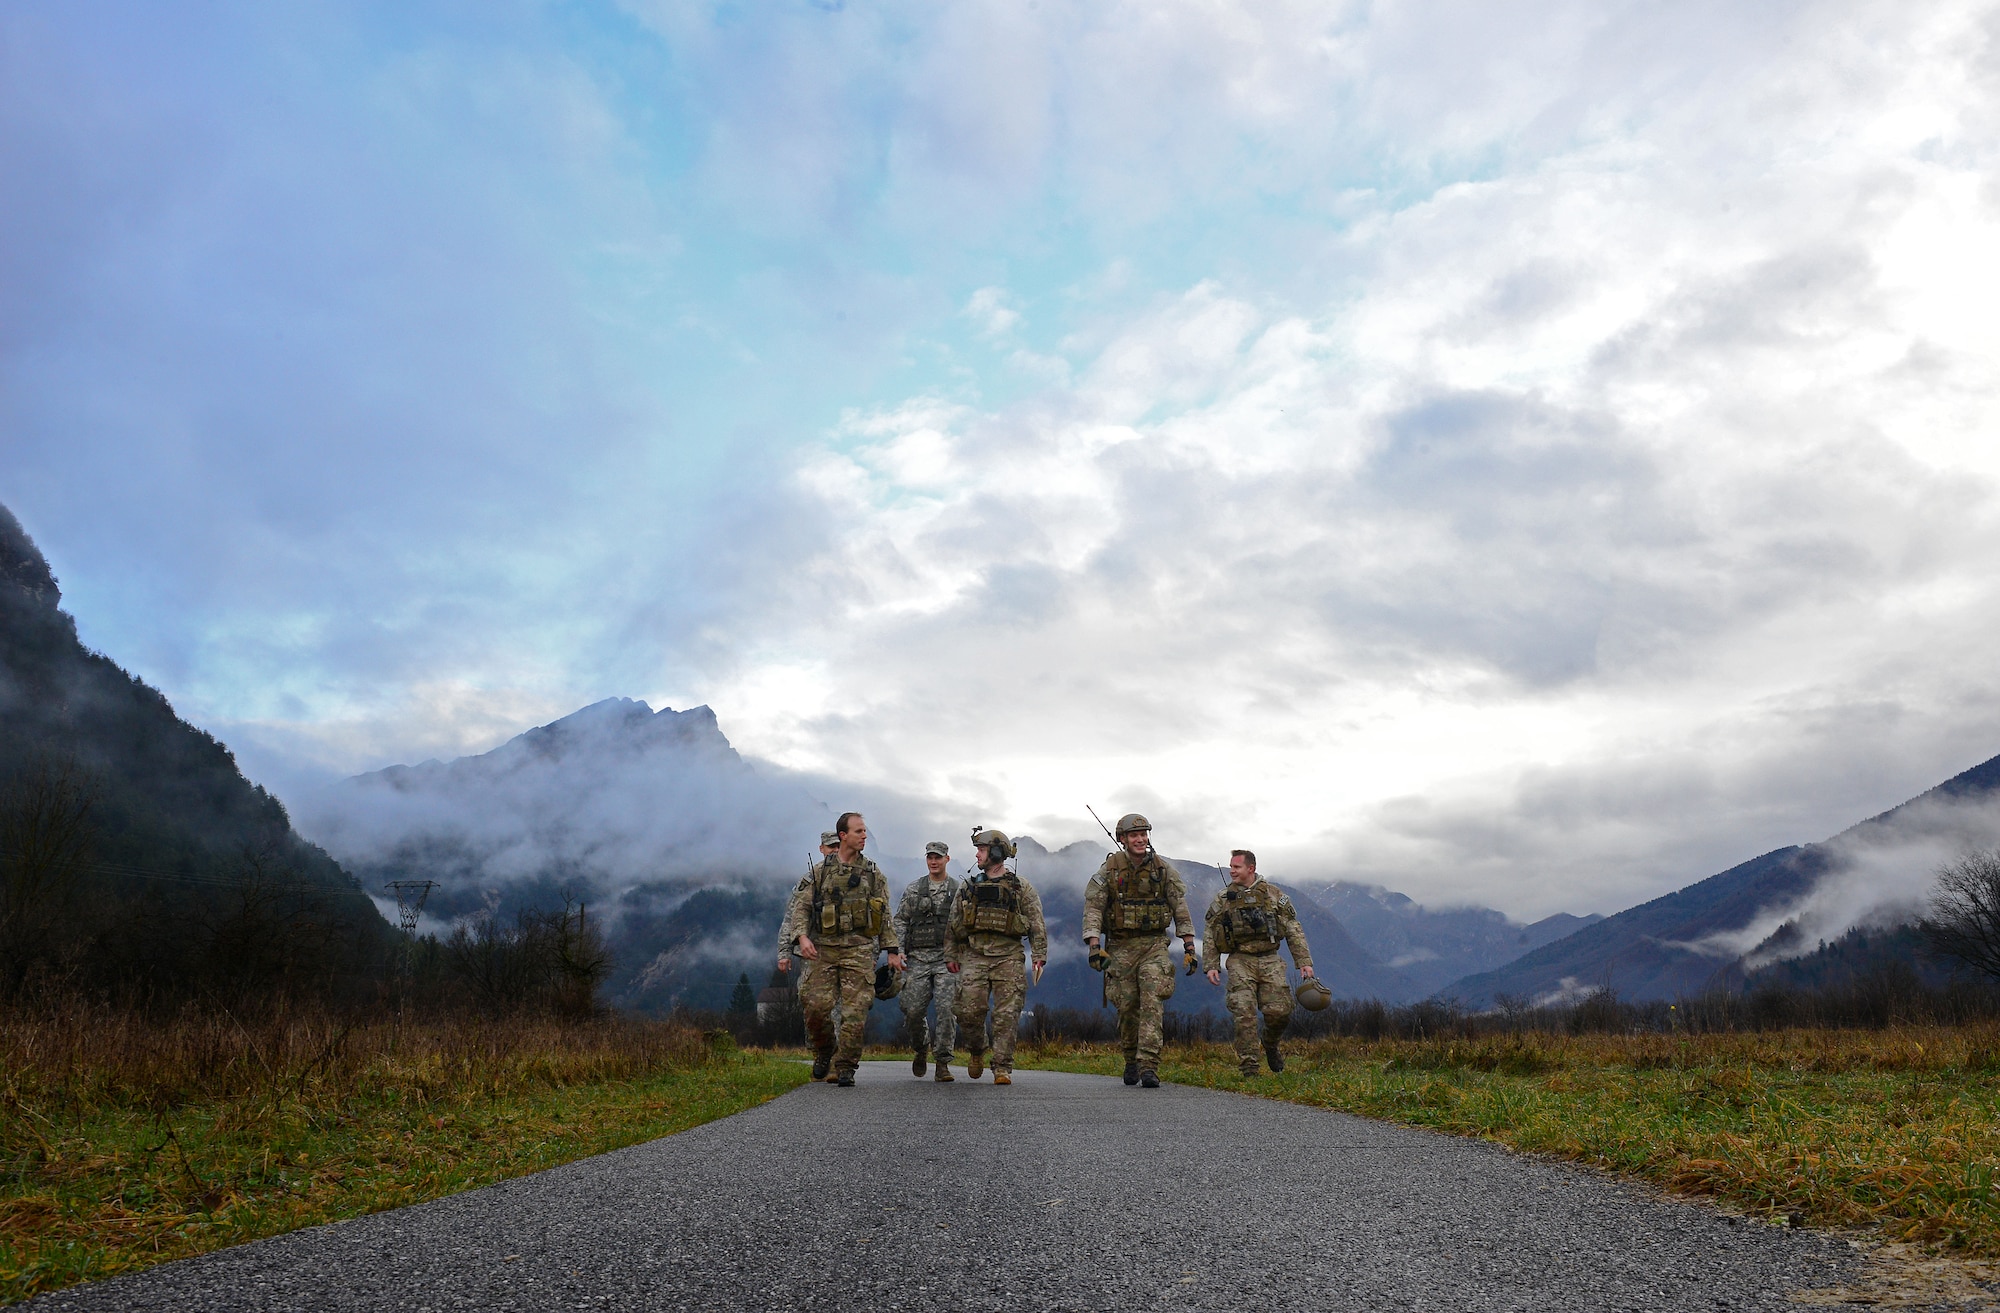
0, 502, 60, 607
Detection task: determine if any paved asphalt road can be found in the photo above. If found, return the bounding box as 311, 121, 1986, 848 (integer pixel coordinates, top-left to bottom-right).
34, 1062, 1867, 1312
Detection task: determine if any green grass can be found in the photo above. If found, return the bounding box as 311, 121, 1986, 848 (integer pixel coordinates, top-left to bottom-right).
1017, 1028, 2000, 1253
1, 1008, 810, 1304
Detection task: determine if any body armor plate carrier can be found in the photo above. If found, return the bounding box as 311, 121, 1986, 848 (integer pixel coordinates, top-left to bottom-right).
1213, 881, 1282, 954
904, 882, 953, 950
1102, 851, 1173, 936
814, 861, 886, 937
959, 873, 1031, 937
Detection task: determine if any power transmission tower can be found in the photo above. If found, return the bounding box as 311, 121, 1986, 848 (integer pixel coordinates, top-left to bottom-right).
384, 880, 438, 1006
384, 879, 438, 935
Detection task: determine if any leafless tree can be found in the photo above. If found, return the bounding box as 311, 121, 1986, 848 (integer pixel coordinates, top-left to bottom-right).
444, 890, 612, 1017
543, 895, 612, 1019
0, 755, 95, 991
1921, 850, 2000, 982
197, 841, 340, 1001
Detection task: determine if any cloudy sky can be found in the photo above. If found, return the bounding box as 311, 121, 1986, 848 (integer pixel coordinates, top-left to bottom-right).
6, 0, 2000, 917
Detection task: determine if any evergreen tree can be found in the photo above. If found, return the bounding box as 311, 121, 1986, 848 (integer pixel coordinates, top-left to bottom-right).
729, 971, 756, 1014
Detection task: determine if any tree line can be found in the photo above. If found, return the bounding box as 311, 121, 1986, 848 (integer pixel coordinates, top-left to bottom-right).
0, 753, 611, 1017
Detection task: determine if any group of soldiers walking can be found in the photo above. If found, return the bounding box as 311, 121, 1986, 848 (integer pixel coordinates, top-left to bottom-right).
775, 810, 1327, 1087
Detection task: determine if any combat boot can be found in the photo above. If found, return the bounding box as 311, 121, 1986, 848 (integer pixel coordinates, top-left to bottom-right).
1263, 1042, 1285, 1073
1240, 1058, 1260, 1076
934, 1061, 955, 1083
1139, 1067, 1160, 1088
811, 1049, 832, 1081
967, 1050, 985, 1079
1122, 1058, 1139, 1086
836, 1071, 855, 1087
993, 1071, 1012, 1086
912, 1049, 927, 1077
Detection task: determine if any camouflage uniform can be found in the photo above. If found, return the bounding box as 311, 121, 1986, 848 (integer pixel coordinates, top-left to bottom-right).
779, 833, 843, 1049
951, 870, 1047, 1074
785, 853, 899, 1078
1203, 877, 1314, 1071
893, 871, 960, 1060
1082, 851, 1195, 1072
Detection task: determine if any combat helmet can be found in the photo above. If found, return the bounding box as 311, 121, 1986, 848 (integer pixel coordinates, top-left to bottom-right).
1295, 977, 1333, 1011
1114, 813, 1152, 839
874, 962, 904, 1000
971, 828, 1015, 862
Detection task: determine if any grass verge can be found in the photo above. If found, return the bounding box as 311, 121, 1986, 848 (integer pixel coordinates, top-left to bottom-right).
1, 1007, 810, 1304
1017, 1028, 2000, 1253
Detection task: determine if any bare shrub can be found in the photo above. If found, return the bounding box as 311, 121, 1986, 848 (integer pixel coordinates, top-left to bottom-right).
1922, 850, 2000, 983
444, 893, 612, 1018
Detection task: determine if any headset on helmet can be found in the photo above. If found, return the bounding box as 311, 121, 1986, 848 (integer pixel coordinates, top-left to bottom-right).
970, 827, 1016, 863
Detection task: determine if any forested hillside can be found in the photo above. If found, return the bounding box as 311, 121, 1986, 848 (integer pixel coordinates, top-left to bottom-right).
0, 503, 392, 1001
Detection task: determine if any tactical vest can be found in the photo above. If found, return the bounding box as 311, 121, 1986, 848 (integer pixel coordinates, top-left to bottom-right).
813, 859, 887, 937
958, 872, 1031, 937
1102, 852, 1173, 936
1213, 880, 1283, 954
903, 879, 955, 950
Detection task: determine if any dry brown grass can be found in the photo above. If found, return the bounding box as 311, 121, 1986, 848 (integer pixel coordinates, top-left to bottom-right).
0, 1003, 808, 1303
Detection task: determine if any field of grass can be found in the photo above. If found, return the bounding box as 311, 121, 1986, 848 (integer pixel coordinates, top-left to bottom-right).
1018, 1027, 2000, 1253
0, 1006, 810, 1304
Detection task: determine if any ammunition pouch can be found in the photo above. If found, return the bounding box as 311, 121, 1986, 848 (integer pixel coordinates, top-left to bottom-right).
1216, 884, 1282, 955
813, 864, 886, 937
904, 887, 952, 950
1103, 857, 1173, 934
959, 875, 1030, 937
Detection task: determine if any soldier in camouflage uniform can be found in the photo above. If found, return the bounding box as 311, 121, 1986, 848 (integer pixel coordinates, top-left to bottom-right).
950, 829, 1047, 1085
1203, 849, 1316, 1075
894, 841, 961, 1081
777, 831, 842, 1078
1081, 813, 1196, 1089
784, 814, 903, 1086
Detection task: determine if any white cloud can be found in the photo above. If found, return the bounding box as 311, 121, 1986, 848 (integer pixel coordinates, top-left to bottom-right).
691, 1, 2000, 916
965, 287, 1021, 339
12, 0, 2000, 926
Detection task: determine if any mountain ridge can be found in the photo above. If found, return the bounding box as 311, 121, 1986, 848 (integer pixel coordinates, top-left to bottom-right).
0, 501, 388, 998
1445, 748, 2000, 1004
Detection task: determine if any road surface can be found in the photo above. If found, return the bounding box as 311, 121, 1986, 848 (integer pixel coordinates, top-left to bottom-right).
33, 1062, 1865, 1311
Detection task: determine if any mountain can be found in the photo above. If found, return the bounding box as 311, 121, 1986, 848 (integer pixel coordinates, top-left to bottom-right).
1446, 750, 2000, 1005
1301, 881, 1603, 998
300, 697, 849, 1011
0, 502, 388, 998
300, 697, 834, 927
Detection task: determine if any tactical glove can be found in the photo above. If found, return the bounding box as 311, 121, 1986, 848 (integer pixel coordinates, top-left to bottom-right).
1183, 943, 1200, 975
1088, 945, 1110, 972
